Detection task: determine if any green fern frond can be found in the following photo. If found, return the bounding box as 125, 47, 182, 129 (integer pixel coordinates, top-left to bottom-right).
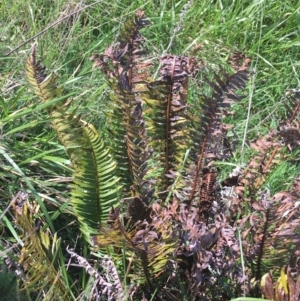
25, 45, 120, 241
72, 121, 121, 237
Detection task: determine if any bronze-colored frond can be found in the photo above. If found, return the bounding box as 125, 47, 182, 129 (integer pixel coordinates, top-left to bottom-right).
91, 11, 153, 203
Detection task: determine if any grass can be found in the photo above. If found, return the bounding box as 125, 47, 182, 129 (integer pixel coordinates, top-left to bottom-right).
0, 0, 299, 300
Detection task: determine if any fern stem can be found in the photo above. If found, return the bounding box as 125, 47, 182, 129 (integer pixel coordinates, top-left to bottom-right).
255, 206, 270, 280
189, 135, 207, 201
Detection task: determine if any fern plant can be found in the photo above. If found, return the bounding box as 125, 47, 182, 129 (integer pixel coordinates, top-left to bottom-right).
89, 10, 251, 298
10, 9, 299, 301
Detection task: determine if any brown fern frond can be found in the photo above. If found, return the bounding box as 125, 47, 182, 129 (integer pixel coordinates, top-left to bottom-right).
279, 127, 300, 151
238, 178, 300, 281
228, 51, 251, 72
197, 167, 218, 221
128, 196, 152, 223
90, 11, 154, 203
278, 90, 300, 151
176, 205, 242, 298
261, 267, 300, 301
144, 55, 199, 192
243, 130, 280, 189
242, 88, 299, 192
92, 211, 177, 286
188, 63, 250, 203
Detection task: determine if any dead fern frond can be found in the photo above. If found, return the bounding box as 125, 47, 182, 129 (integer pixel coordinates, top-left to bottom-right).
67, 247, 125, 300
187, 61, 250, 204
238, 175, 300, 282
261, 267, 300, 301
14, 200, 71, 301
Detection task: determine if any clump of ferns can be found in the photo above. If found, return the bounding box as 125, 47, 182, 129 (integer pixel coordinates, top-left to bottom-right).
89, 9, 253, 298
21, 9, 300, 301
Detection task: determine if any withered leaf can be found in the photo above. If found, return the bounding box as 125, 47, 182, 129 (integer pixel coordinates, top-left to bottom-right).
261, 273, 275, 300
